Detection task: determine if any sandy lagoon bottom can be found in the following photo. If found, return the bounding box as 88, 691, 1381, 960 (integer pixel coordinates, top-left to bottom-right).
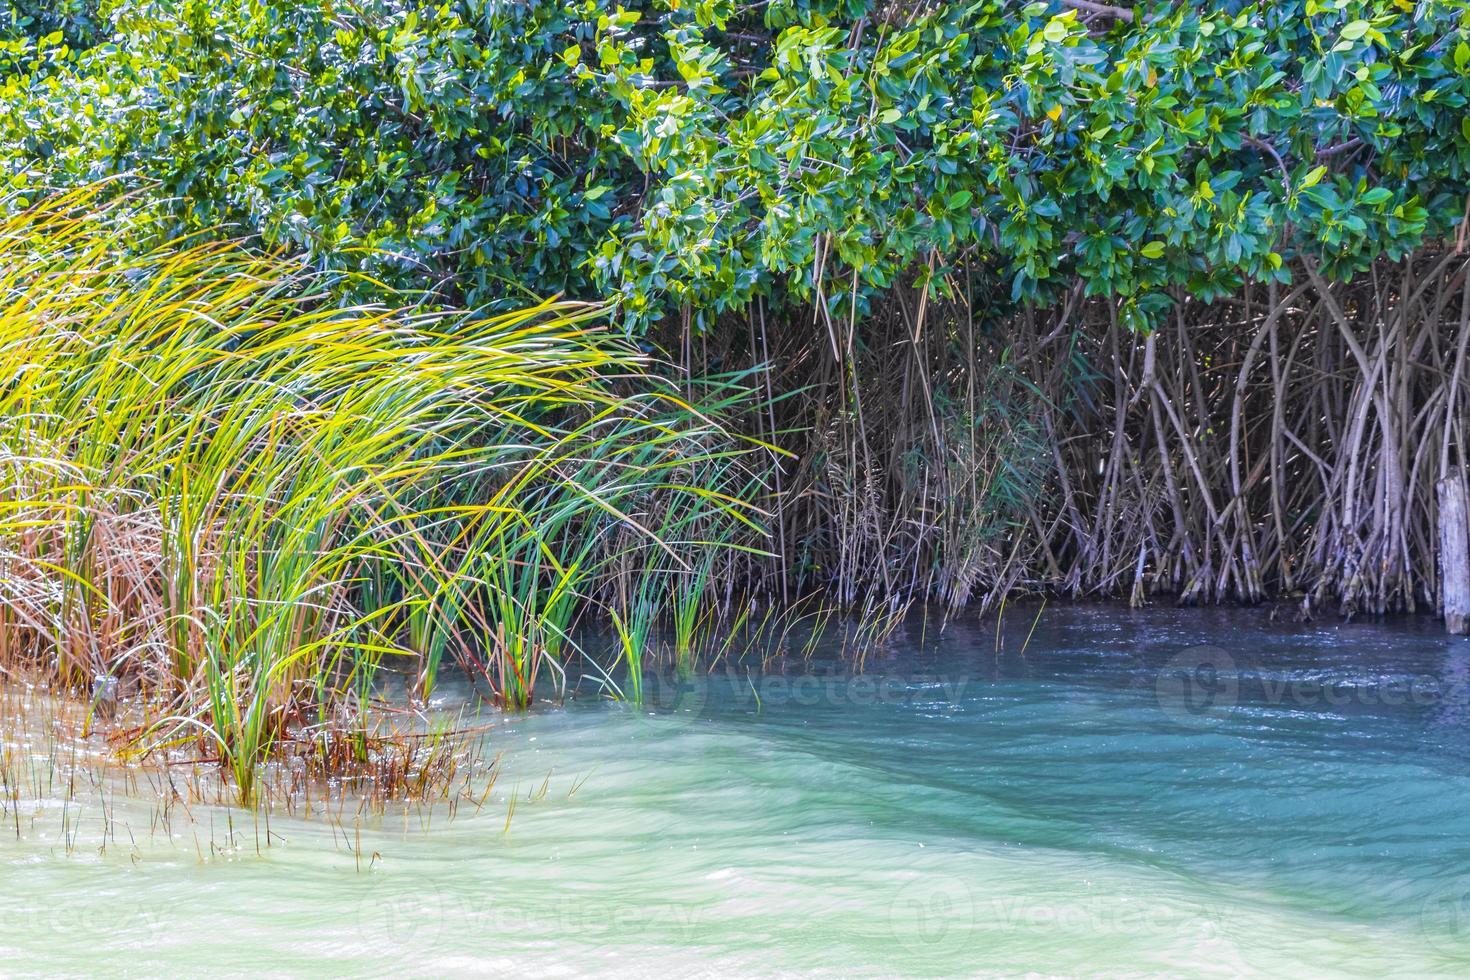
4, 606, 1470, 977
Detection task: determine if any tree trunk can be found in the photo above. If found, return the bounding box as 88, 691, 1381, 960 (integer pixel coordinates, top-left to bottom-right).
1438, 475, 1470, 634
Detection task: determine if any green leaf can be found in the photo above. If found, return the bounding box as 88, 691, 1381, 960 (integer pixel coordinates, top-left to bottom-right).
1140, 241, 1166, 259
947, 190, 973, 209
1043, 19, 1069, 43
1302, 165, 1328, 189
1456, 41, 1470, 71
1340, 20, 1370, 42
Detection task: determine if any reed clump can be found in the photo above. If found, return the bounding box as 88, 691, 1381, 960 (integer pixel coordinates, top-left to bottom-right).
0, 189, 759, 802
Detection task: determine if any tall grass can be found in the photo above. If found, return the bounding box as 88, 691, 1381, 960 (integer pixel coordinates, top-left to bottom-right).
0, 190, 761, 801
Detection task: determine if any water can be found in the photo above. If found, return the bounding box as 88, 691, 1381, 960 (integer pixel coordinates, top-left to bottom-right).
5, 606, 1470, 977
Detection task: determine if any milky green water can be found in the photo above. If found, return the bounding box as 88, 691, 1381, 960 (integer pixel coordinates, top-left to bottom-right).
5, 607, 1470, 977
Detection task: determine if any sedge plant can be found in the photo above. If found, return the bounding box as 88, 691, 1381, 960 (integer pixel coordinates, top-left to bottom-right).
0, 189, 762, 801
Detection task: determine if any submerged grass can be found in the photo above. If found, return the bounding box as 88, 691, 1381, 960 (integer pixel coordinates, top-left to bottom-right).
0, 674, 539, 864
0, 189, 762, 802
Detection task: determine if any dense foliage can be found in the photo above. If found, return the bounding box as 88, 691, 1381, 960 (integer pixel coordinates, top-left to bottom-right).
7, 0, 1470, 621
4, 0, 1468, 330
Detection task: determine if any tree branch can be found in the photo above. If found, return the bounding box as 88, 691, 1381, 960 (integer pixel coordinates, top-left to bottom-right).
1316, 138, 1364, 159
1243, 135, 1291, 196
1060, 0, 1136, 21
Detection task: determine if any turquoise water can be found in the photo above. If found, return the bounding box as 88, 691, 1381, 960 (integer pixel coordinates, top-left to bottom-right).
5, 606, 1470, 976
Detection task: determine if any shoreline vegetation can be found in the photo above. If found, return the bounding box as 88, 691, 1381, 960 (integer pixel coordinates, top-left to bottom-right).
0, 674, 508, 850
3, 1, 1470, 804
0, 191, 763, 801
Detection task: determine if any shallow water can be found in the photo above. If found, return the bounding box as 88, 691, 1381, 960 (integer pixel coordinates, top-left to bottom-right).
5, 606, 1470, 977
